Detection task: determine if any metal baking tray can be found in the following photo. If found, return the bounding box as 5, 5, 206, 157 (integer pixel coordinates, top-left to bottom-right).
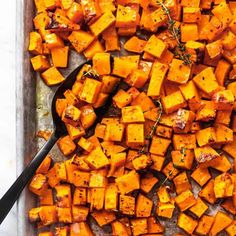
16, 1, 230, 235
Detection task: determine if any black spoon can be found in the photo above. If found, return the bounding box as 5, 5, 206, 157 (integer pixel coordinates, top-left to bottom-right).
0, 60, 120, 224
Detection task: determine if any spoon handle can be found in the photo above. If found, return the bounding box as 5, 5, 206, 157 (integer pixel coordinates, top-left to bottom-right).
0, 132, 59, 224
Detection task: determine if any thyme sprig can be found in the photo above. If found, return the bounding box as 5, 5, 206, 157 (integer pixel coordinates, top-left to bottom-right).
137, 100, 163, 156
82, 69, 100, 80
156, 0, 192, 65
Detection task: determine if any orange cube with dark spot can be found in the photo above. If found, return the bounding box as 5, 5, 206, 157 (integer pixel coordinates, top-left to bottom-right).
30, 55, 50, 72
162, 91, 187, 114
144, 35, 167, 59
79, 78, 102, 104
126, 124, 145, 147
62, 105, 81, 126
57, 135, 76, 156
41, 67, 65, 86
68, 30, 95, 53
124, 36, 147, 53
66, 2, 84, 23
92, 53, 110, 75
113, 89, 132, 108
150, 136, 171, 156
29, 173, 48, 196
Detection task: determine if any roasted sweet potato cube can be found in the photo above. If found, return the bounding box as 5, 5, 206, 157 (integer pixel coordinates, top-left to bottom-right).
116, 170, 140, 194
177, 213, 198, 235
189, 197, 208, 218
36, 155, 52, 174
162, 162, 180, 180
80, 105, 97, 129
144, 35, 167, 59
210, 211, 233, 236
157, 186, 171, 203
191, 166, 211, 187
147, 216, 164, 234
39, 231, 53, 236
126, 124, 145, 147
199, 179, 216, 204
116, 5, 138, 28
132, 154, 152, 171
56, 99, 68, 117
104, 123, 125, 142
212, 2, 233, 25
55, 185, 71, 208
196, 101, 216, 122
70, 222, 93, 236
214, 173, 234, 198
167, 59, 191, 85
162, 91, 187, 114
41, 67, 65, 86
90, 11, 115, 36
131, 92, 156, 112
130, 218, 148, 236
136, 194, 153, 217
66, 124, 85, 140
125, 69, 149, 89
121, 105, 145, 124
29, 207, 41, 222
113, 89, 132, 108
57, 135, 76, 156
119, 195, 135, 215
196, 127, 216, 147
193, 67, 220, 96
57, 207, 72, 223
90, 187, 105, 210
108, 152, 126, 177
91, 210, 116, 227
173, 134, 197, 150
171, 149, 194, 170
92, 52, 110, 76
223, 135, 236, 159
44, 33, 64, 49
194, 146, 220, 163
29, 173, 48, 196
83, 40, 104, 59
155, 125, 173, 139
72, 170, 90, 187
68, 30, 94, 53
195, 215, 214, 235
51, 46, 69, 68
85, 146, 109, 169
181, 0, 200, 7
215, 124, 233, 144
102, 25, 120, 51
89, 169, 107, 188
39, 206, 57, 226
226, 220, 236, 236
54, 162, 67, 182
78, 137, 94, 152
31, 55, 50, 72
66, 2, 84, 23
140, 173, 158, 194
149, 136, 171, 156
28, 31, 43, 54
150, 154, 165, 171
175, 189, 196, 211
173, 172, 192, 194
73, 188, 87, 205
62, 105, 81, 126
64, 90, 79, 106
173, 109, 195, 133
147, 61, 168, 96
105, 183, 118, 211
212, 90, 235, 111
101, 75, 119, 93
124, 36, 146, 53
71, 155, 90, 172
112, 56, 139, 78
206, 40, 223, 60
156, 201, 175, 219
181, 23, 199, 42
72, 205, 89, 222
79, 78, 102, 104
111, 221, 130, 236
183, 7, 201, 23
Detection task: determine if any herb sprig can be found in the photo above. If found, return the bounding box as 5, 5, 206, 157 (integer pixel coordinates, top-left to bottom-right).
156, 0, 192, 65
82, 69, 100, 80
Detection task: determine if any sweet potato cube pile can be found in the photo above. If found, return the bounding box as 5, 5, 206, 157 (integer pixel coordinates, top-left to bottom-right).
29, 0, 236, 235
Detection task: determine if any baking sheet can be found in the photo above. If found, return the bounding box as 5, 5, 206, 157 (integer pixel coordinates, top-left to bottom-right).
16, 1, 231, 235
